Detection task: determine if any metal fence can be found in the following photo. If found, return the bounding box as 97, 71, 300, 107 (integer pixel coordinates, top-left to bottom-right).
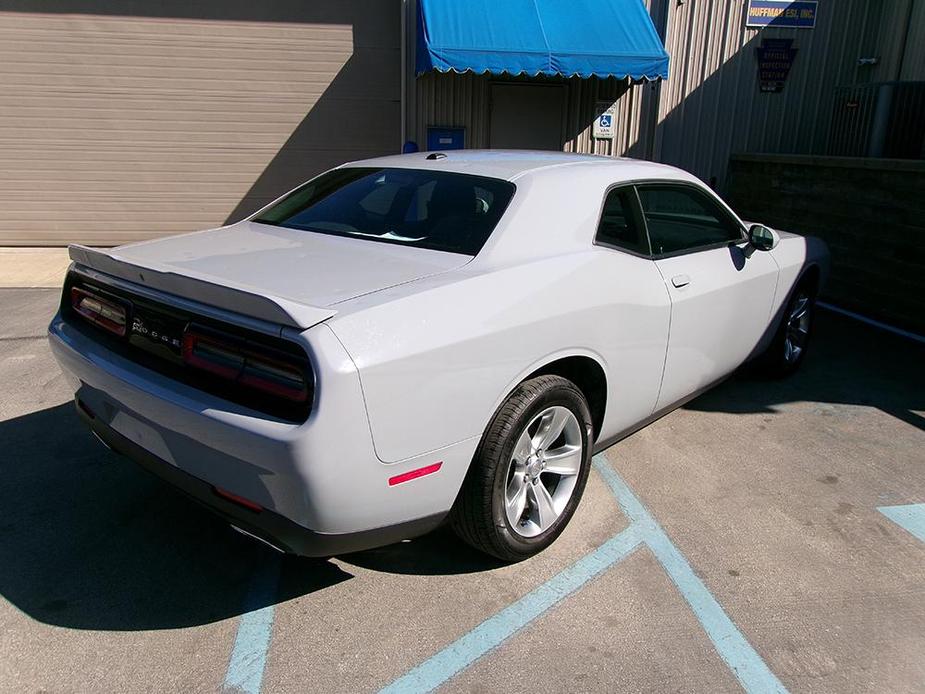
829, 81, 925, 159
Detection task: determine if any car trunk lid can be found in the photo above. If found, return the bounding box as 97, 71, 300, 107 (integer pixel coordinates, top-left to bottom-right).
69, 221, 471, 331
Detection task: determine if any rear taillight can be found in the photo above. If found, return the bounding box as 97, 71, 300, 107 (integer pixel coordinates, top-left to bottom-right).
213, 486, 262, 512
71, 286, 128, 337
181, 328, 309, 403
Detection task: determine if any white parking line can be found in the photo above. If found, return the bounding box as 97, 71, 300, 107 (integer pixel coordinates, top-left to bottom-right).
817, 302, 925, 345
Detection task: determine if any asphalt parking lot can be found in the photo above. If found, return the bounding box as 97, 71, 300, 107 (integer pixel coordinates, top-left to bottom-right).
1, 287, 923, 693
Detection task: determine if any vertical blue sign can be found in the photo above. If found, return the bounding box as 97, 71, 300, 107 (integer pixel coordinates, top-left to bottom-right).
746, 1, 818, 28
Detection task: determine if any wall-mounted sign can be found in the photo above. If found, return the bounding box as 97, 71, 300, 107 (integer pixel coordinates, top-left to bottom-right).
756, 38, 798, 93
426, 126, 465, 151
593, 102, 616, 139
746, 1, 817, 29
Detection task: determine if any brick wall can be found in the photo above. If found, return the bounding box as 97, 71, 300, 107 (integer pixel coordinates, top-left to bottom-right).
727, 154, 925, 334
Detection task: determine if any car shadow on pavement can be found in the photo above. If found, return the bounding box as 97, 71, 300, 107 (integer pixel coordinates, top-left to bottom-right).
0, 403, 352, 631
341, 526, 506, 576
686, 309, 925, 432
4, 308, 919, 632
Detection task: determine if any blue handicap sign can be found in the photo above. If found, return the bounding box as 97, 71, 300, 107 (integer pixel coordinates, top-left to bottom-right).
599, 114, 612, 128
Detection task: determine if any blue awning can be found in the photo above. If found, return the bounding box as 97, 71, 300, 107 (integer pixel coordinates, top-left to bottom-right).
416, 0, 669, 81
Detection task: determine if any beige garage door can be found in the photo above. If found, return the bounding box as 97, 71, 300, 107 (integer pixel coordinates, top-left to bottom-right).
0, 1, 401, 246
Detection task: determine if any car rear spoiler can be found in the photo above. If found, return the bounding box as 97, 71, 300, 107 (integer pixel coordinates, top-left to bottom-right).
68, 245, 336, 332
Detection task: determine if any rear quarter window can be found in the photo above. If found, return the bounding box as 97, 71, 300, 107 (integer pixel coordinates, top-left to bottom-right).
595, 188, 649, 255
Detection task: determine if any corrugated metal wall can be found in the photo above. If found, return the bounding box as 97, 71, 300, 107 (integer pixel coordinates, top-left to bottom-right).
651, 0, 879, 189
414, 72, 640, 156
414, 0, 922, 191
0, 1, 401, 246
899, 0, 925, 81
3, 0, 920, 244
562, 77, 640, 157
414, 71, 491, 148
411, 0, 664, 160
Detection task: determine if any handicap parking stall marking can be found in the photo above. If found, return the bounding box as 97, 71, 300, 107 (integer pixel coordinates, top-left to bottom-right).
878, 503, 925, 543
380, 454, 789, 694
593, 459, 788, 694
223, 556, 282, 694
218, 454, 789, 694
379, 524, 645, 694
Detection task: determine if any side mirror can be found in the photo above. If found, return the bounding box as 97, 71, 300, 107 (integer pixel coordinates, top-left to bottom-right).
748, 224, 779, 252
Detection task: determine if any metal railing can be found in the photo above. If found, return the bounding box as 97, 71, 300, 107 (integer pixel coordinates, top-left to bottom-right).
828, 81, 925, 159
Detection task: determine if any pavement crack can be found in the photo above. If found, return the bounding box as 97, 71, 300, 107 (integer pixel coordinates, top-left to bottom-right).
0, 335, 46, 342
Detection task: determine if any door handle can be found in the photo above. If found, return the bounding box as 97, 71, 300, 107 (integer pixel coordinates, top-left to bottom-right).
671, 274, 691, 288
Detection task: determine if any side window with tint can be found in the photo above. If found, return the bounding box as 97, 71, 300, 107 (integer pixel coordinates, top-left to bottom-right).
637, 185, 742, 256
595, 188, 649, 255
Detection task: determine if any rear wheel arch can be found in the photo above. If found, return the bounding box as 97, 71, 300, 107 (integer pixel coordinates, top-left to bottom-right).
457, 353, 607, 497
524, 356, 607, 443
451, 373, 594, 560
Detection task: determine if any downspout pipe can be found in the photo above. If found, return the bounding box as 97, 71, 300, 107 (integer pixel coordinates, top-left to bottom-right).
400, 0, 407, 150
896, 0, 915, 80
645, 0, 672, 162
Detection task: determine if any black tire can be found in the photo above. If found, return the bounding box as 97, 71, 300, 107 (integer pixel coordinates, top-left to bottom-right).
450, 375, 593, 562
758, 276, 817, 378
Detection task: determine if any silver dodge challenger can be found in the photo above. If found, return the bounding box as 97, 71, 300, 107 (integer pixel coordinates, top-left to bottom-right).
49, 151, 828, 560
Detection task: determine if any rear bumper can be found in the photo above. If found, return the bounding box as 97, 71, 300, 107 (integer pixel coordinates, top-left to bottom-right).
76, 398, 444, 557
48, 306, 477, 546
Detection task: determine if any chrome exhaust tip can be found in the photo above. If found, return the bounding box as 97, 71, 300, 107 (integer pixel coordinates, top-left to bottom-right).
230, 524, 286, 554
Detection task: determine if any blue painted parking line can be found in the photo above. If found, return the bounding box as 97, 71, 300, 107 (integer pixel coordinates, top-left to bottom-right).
379, 455, 789, 694
223, 557, 281, 694
594, 460, 789, 694
878, 503, 925, 543
379, 525, 644, 694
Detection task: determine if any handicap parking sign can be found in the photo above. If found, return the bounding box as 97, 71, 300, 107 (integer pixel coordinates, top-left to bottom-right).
593, 101, 616, 139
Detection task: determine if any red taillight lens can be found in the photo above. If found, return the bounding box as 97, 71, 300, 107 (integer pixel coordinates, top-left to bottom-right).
181, 332, 244, 380
71, 286, 127, 337
213, 486, 262, 512
238, 356, 309, 402
182, 329, 309, 403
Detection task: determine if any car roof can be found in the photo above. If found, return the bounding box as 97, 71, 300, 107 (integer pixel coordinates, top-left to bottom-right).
340, 149, 696, 184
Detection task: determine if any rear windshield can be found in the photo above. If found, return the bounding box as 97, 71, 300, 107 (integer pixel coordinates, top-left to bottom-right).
253, 167, 516, 255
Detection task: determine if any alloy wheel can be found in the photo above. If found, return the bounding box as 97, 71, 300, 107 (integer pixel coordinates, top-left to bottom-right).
784, 293, 811, 363
503, 405, 583, 538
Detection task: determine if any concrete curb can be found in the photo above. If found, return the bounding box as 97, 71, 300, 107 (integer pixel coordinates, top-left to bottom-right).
0, 248, 71, 288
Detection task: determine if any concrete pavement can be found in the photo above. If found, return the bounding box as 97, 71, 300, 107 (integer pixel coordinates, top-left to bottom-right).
0, 248, 71, 288
0, 288, 922, 693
